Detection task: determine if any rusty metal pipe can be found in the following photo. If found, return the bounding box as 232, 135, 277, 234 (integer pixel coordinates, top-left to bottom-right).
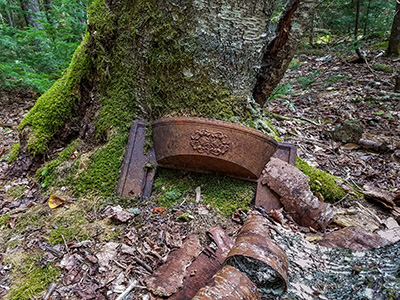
192, 265, 260, 300
225, 212, 289, 299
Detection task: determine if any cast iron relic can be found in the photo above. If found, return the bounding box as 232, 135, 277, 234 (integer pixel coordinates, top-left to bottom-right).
225, 212, 289, 298
116, 120, 156, 198
152, 117, 278, 181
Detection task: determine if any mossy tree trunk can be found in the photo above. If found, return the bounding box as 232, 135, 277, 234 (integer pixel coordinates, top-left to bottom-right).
10, 0, 315, 193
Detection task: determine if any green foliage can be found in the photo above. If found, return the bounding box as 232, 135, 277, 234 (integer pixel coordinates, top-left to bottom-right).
296, 70, 320, 89
0, 0, 89, 92
7, 142, 19, 162
316, 0, 395, 38
266, 83, 293, 105
0, 214, 10, 227
74, 132, 128, 196
153, 169, 256, 216
7, 257, 59, 300
296, 157, 346, 203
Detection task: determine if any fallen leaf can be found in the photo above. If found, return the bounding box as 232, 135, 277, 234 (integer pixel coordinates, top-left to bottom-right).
153, 207, 167, 214
48, 195, 74, 209
342, 143, 360, 150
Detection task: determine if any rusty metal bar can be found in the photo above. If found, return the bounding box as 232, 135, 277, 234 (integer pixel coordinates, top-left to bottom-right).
116, 120, 156, 198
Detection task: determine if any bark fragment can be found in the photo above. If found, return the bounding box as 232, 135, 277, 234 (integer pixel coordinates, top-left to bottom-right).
262, 158, 334, 230
318, 226, 390, 250
145, 235, 202, 297
192, 265, 260, 300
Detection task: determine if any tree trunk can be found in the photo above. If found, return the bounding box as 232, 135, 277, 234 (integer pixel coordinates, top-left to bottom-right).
354, 0, 360, 38
10, 0, 309, 178
387, 1, 400, 57
20, 0, 42, 29
253, 0, 317, 106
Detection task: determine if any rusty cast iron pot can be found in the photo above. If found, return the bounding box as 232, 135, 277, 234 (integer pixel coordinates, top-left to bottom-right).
152, 117, 278, 181
225, 212, 289, 298
192, 265, 260, 300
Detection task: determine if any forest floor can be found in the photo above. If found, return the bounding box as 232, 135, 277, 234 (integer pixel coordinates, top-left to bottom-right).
1, 44, 400, 299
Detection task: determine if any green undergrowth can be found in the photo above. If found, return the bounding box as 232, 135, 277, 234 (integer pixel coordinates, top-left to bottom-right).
5, 254, 59, 300
153, 168, 256, 216
74, 132, 128, 196
7, 142, 20, 163
18, 33, 92, 155
296, 157, 346, 202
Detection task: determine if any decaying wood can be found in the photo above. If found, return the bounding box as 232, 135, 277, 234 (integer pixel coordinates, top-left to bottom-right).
253, 0, 317, 105
145, 235, 202, 297
262, 158, 334, 230
169, 226, 234, 300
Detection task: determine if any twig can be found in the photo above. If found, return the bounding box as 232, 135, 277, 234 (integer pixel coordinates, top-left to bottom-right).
43, 283, 57, 300
264, 110, 305, 123
133, 256, 153, 273
333, 194, 349, 206
61, 234, 70, 254
115, 280, 139, 300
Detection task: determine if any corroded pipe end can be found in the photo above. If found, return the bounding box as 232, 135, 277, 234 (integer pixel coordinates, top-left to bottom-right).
225, 212, 289, 298
192, 265, 261, 300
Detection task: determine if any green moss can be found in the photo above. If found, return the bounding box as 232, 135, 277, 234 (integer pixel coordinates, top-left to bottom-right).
296, 157, 346, 202
36, 139, 82, 188
372, 63, 393, 73
7, 142, 20, 162
153, 169, 255, 216
0, 214, 10, 227
74, 132, 128, 196
7, 257, 59, 300
372, 41, 388, 48
5, 185, 27, 199
48, 210, 89, 245
18, 34, 92, 155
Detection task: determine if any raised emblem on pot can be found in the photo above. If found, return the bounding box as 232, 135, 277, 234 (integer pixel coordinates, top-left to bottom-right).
190, 129, 231, 156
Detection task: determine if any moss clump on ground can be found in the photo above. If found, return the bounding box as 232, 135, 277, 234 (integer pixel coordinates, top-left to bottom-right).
36, 139, 82, 188
7, 142, 20, 162
296, 157, 346, 202
6, 255, 59, 300
372, 63, 394, 73
153, 168, 256, 216
0, 214, 10, 227
18, 34, 92, 155
5, 185, 27, 199
74, 132, 128, 196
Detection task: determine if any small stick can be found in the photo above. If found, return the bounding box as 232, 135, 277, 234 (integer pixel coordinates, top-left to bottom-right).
115, 280, 139, 300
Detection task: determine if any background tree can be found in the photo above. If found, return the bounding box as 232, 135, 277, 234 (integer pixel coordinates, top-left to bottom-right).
387, 0, 400, 56
9, 0, 316, 195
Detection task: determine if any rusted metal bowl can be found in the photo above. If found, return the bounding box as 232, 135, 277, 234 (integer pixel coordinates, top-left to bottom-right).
225, 212, 289, 298
152, 117, 278, 181
192, 265, 260, 300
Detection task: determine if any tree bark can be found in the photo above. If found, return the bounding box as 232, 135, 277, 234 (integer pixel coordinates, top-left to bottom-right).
10, 0, 310, 176
253, 0, 317, 106
387, 1, 400, 57
20, 0, 42, 29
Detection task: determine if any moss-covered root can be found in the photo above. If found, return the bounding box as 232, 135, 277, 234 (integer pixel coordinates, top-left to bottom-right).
296, 157, 346, 203
18, 33, 92, 156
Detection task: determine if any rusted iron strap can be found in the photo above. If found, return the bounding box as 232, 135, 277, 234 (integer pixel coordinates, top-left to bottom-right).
116, 120, 156, 198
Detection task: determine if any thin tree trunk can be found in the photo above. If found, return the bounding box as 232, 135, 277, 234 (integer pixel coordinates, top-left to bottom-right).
363, 0, 372, 36
253, 0, 317, 106
354, 0, 360, 38
6, 9, 14, 27
387, 2, 400, 56
20, 0, 42, 29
